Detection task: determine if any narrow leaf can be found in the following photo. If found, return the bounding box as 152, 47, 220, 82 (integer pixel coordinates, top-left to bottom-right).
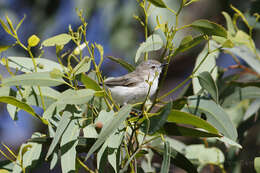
41, 33, 72, 47
167, 109, 219, 135
73, 57, 91, 75
57, 89, 95, 104
176, 35, 204, 54
198, 71, 219, 103
45, 111, 72, 160
191, 19, 227, 38
145, 102, 172, 135
160, 141, 171, 173
60, 119, 79, 173
2, 72, 65, 87
192, 40, 219, 94
15, 15, 26, 31
81, 74, 103, 96
0, 56, 65, 72
135, 34, 163, 62
163, 123, 221, 137
85, 104, 132, 161
0, 96, 44, 122
106, 56, 135, 72
148, 0, 167, 8
184, 97, 238, 140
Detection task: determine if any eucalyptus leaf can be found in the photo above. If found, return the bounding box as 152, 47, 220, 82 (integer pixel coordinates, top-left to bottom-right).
85, 105, 132, 161
0, 56, 65, 72
135, 34, 163, 62
45, 111, 72, 160
167, 109, 219, 135
163, 123, 221, 137
41, 33, 72, 47
0, 96, 43, 122
72, 57, 91, 75
2, 72, 65, 87
191, 19, 227, 38
160, 141, 171, 173
60, 119, 80, 173
57, 89, 95, 105
144, 102, 172, 135
148, 0, 167, 8
243, 99, 260, 120
176, 35, 204, 54
222, 11, 236, 36
192, 40, 219, 94
183, 97, 238, 140
198, 71, 219, 103
185, 144, 225, 165
81, 74, 103, 96
106, 56, 135, 72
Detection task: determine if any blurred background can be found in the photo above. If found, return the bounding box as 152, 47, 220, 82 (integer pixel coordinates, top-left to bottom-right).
0, 0, 259, 172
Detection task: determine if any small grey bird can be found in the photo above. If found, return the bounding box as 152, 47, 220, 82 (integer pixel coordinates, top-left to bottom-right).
104, 59, 165, 105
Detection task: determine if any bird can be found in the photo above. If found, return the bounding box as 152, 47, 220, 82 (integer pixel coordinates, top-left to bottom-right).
103, 59, 166, 105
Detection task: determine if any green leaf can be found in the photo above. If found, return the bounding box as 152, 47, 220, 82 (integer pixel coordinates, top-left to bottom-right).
230, 5, 250, 29
106, 56, 135, 72
57, 89, 95, 105
192, 40, 219, 94
2, 72, 65, 87
0, 96, 44, 122
255, 157, 260, 173
176, 35, 204, 54
222, 87, 260, 106
28, 35, 40, 47
72, 57, 91, 75
198, 71, 219, 103
0, 56, 65, 72
191, 19, 227, 38
85, 104, 132, 161
23, 133, 43, 170
167, 109, 219, 135
27, 86, 61, 108
160, 141, 171, 173
243, 99, 260, 120
163, 123, 221, 137
45, 111, 72, 160
41, 33, 72, 48
184, 97, 238, 140
185, 144, 225, 165
5, 16, 15, 34
222, 11, 236, 36
148, 0, 167, 8
15, 14, 26, 31
144, 102, 172, 135
212, 36, 234, 48
0, 18, 12, 36
135, 34, 164, 62
60, 119, 80, 173
152, 143, 198, 173
81, 74, 103, 96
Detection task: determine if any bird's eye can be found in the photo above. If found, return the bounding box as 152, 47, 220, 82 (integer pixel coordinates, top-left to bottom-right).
151, 66, 156, 69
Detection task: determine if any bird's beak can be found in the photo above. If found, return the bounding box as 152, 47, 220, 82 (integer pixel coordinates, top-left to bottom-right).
161, 62, 168, 67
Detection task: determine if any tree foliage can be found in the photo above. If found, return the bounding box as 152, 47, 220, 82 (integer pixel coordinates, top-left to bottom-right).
0, 0, 260, 172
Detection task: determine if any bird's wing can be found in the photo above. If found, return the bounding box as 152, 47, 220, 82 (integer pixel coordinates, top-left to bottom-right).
104, 73, 143, 87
